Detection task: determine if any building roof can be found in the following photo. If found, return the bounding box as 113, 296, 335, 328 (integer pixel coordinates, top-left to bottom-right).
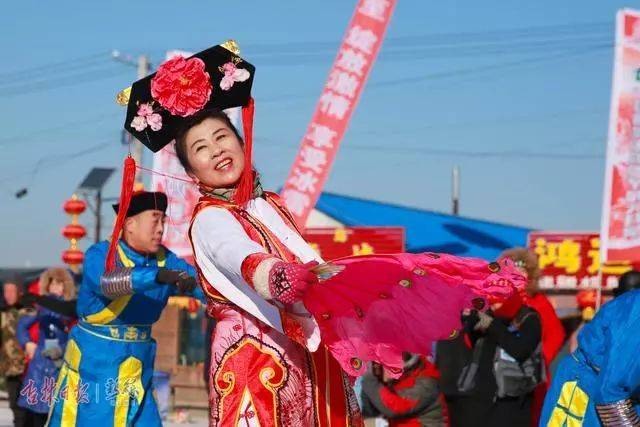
315, 192, 532, 261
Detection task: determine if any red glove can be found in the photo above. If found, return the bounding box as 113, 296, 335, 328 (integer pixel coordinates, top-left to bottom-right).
269, 261, 319, 304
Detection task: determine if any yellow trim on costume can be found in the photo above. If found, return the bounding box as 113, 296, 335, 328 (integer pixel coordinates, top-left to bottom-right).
547, 381, 589, 427
45, 340, 81, 427
114, 356, 145, 427
83, 295, 132, 325
325, 350, 331, 423
76, 323, 151, 343
61, 340, 82, 426
84, 245, 165, 325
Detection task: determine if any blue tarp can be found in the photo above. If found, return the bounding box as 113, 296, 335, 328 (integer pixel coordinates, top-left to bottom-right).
315, 193, 532, 261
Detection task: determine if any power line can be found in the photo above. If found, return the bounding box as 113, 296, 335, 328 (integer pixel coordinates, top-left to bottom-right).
0, 140, 115, 186
0, 56, 112, 87
259, 44, 610, 106
257, 136, 604, 160
0, 66, 129, 98
241, 21, 614, 53
0, 112, 121, 147
0, 52, 111, 84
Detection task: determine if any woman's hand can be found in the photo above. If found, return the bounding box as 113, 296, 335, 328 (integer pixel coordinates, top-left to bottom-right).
25, 342, 37, 359
461, 308, 494, 332
269, 261, 319, 304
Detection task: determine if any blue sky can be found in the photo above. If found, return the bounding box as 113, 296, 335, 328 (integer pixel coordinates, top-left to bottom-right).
0, 0, 632, 266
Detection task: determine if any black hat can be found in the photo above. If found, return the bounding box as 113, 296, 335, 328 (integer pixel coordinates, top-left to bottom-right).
120, 41, 255, 152
614, 270, 640, 297
112, 191, 167, 218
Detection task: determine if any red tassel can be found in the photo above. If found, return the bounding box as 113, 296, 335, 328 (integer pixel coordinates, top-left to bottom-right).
105, 156, 136, 272
233, 97, 255, 206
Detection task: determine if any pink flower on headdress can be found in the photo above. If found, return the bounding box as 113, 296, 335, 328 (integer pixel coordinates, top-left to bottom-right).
219, 61, 250, 91
130, 116, 148, 132
130, 102, 163, 132
137, 103, 154, 117
151, 56, 212, 117
146, 113, 163, 131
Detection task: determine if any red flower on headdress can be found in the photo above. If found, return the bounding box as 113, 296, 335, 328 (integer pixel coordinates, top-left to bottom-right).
151, 56, 212, 117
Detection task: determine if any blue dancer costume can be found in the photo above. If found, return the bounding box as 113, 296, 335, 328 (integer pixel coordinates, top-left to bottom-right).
47, 192, 204, 427
540, 289, 640, 426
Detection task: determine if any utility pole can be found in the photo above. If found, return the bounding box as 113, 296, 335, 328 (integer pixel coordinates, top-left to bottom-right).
452, 166, 460, 216
113, 51, 150, 185
95, 190, 102, 243
134, 55, 150, 185
78, 167, 115, 243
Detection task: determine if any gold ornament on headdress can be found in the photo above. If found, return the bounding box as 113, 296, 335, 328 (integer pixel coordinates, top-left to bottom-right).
220, 39, 241, 56
116, 86, 131, 106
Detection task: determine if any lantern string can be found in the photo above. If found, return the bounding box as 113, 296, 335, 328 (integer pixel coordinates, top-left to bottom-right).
135, 166, 195, 184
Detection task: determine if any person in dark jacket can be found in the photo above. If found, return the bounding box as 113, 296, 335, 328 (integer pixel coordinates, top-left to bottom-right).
436, 293, 542, 427
361, 354, 448, 426
17, 268, 75, 427
1, 277, 29, 427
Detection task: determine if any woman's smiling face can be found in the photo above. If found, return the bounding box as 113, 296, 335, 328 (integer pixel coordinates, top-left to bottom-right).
183, 117, 246, 189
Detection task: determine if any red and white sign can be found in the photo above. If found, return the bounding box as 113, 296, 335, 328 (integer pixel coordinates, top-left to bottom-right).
528, 231, 636, 291
281, 0, 397, 226
303, 227, 405, 260
601, 9, 640, 263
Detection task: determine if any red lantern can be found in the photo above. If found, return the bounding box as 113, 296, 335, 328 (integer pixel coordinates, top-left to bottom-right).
62, 249, 84, 265
63, 198, 87, 215
62, 224, 87, 240
61, 194, 86, 271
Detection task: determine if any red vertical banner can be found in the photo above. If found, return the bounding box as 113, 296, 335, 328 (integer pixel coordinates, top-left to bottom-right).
601, 9, 640, 263
281, 0, 397, 226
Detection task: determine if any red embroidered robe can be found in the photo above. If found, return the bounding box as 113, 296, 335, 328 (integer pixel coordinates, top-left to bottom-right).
189, 192, 362, 427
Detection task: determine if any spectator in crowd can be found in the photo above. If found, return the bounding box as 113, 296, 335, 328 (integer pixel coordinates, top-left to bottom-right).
613, 269, 640, 297
540, 283, 640, 426
16, 268, 76, 427
1, 277, 28, 427
499, 247, 565, 426
568, 290, 597, 353
437, 292, 542, 427
361, 354, 448, 426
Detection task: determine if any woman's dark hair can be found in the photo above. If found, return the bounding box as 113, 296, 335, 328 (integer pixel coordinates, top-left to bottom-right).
174, 108, 243, 172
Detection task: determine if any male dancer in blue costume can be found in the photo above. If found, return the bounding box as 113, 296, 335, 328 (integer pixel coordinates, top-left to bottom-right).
47, 191, 204, 426
540, 271, 640, 426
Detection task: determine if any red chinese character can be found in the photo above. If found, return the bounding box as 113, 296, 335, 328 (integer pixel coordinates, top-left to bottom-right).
20, 379, 39, 406
40, 376, 56, 405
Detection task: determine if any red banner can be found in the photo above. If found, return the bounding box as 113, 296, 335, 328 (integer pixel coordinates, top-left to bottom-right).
281, 0, 397, 226
528, 231, 635, 291
601, 9, 640, 263
303, 227, 405, 260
